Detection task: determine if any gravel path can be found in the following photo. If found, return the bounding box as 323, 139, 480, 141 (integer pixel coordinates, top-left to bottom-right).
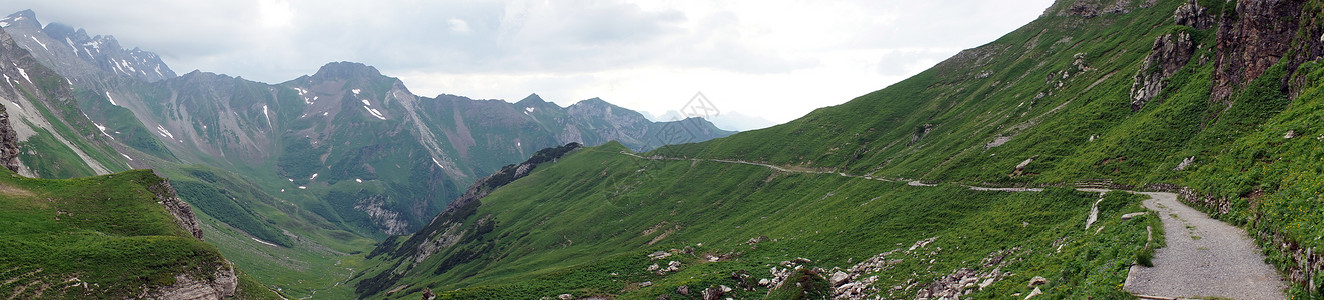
617, 152, 1291, 298
1124, 192, 1286, 299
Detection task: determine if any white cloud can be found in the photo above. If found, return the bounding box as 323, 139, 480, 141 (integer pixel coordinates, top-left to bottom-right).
447, 18, 471, 33
0, 0, 1056, 127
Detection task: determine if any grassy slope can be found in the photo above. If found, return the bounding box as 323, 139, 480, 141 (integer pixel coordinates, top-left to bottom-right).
361, 144, 1159, 299
0, 168, 276, 299
362, 0, 1324, 297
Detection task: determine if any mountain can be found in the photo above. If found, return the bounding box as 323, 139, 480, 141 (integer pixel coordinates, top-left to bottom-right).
359, 0, 1324, 299
0, 9, 735, 298
0, 25, 273, 299
0, 10, 175, 84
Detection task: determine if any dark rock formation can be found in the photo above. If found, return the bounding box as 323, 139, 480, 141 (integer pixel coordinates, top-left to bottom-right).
1174, 0, 1214, 29
148, 179, 206, 240
1130, 32, 1195, 111
0, 103, 19, 173
1210, 0, 1303, 105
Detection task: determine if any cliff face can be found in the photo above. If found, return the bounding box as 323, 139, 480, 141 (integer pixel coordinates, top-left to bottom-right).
148, 178, 206, 240
0, 102, 20, 173
1210, 0, 1319, 105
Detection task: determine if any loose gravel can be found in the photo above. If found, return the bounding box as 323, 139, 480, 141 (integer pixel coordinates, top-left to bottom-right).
1123, 192, 1287, 300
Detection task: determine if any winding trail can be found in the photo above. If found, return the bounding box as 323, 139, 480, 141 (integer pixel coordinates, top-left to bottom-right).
1123, 192, 1286, 300
618, 151, 1289, 299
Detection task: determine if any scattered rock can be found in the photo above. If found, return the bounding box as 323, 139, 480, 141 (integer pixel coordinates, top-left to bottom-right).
422, 288, 436, 300
646, 264, 659, 272
1029, 276, 1048, 286
700, 285, 731, 300
1285, 130, 1297, 139
745, 236, 767, 245
830, 271, 850, 287
640, 281, 652, 287
558, 294, 574, 300
1174, 156, 1195, 171
648, 251, 671, 261
677, 285, 689, 295
1025, 287, 1043, 299
1122, 212, 1148, 220
758, 278, 770, 286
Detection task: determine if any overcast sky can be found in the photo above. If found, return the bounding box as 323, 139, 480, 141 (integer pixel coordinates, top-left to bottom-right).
0, 0, 1053, 130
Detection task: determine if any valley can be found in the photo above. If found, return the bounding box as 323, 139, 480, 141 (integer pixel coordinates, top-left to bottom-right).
2, 0, 1324, 299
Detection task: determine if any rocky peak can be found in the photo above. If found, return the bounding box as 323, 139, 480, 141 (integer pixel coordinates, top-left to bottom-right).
311, 61, 385, 82
0, 10, 39, 28
2, 10, 176, 83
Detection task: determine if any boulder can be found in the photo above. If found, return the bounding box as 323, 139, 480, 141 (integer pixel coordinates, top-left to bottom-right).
1028, 276, 1048, 286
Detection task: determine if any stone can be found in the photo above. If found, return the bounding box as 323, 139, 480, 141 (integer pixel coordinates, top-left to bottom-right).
558, 294, 574, 300
677, 285, 689, 295
1028, 276, 1048, 286
1121, 212, 1147, 220
640, 281, 652, 287
1025, 287, 1043, 299
830, 271, 850, 287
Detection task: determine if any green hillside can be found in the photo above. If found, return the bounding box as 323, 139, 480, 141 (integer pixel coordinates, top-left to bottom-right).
361, 0, 1324, 298
0, 168, 276, 299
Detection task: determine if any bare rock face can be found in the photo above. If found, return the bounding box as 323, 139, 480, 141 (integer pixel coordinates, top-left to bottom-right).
142, 263, 238, 299
1210, 0, 1304, 105
0, 103, 20, 173
1174, 0, 1214, 29
1130, 32, 1195, 111
148, 179, 205, 240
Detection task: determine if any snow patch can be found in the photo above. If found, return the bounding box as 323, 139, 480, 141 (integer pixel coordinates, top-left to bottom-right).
155, 125, 174, 139
310, 173, 318, 180
525, 107, 535, 113
352, 89, 361, 95
322, 112, 329, 116
364, 106, 385, 120
0, 21, 9, 27
355, 178, 362, 183
262, 105, 271, 127
16, 67, 31, 84
432, 157, 445, 169
105, 92, 118, 106
29, 36, 47, 51
298, 186, 307, 190
120, 153, 133, 161
251, 237, 279, 247
288, 178, 294, 182
361, 99, 371, 106
92, 122, 113, 140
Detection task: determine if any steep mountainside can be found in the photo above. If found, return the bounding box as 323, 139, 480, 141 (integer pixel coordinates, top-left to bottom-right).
0, 9, 733, 298
362, 0, 1324, 298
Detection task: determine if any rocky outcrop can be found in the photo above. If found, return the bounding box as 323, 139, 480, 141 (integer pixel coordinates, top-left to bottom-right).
1173, 0, 1214, 29
1210, 0, 1304, 105
141, 263, 238, 299
355, 195, 409, 235
1130, 32, 1195, 111
0, 103, 20, 173
147, 179, 205, 240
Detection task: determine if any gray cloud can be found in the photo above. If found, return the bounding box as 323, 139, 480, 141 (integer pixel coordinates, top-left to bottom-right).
0, 0, 1055, 127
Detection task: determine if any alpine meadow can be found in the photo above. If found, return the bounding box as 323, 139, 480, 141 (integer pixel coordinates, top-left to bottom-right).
1, 0, 1323, 299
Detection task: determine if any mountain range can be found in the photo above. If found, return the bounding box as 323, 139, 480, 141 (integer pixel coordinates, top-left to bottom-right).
0, 8, 732, 298
5, 0, 1324, 299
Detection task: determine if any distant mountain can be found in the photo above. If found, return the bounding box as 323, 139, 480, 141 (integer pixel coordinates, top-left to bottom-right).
0, 9, 734, 297
1, 10, 175, 83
